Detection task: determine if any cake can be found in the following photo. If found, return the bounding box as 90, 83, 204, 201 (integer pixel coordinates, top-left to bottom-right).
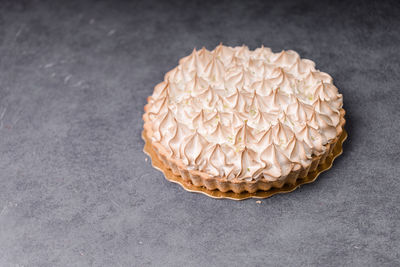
143, 44, 345, 194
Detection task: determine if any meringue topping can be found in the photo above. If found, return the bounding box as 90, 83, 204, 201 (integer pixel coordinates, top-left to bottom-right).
148, 45, 343, 181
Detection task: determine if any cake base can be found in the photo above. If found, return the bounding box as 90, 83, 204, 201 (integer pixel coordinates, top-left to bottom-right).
142, 130, 347, 200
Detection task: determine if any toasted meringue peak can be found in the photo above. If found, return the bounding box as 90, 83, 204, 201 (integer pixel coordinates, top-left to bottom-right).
209, 121, 232, 143
213, 43, 234, 64
234, 121, 258, 145
197, 47, 213, 70
148, 92, 170, 117
272, 120, 294, 145
271, 50, 299, 67
261, 143, 292, 180
147, 45, 343, 181
253, 45, 273, 60
238, 147, 264, 179
285, 136, 312, 168
251, 78, 275, 95
235, 45, 251, 59
286, 97, 313, 122
304, 69, 333, 84
152, 81, 169, 100
179, 48, 199, 72
204, 55, 225, 82
225, 88, 248, 112
168, 120, 191, 158
208, 143, 234, 177
183, 131, 209, 166
225, 65, 246, 89
185, 73, 208, 95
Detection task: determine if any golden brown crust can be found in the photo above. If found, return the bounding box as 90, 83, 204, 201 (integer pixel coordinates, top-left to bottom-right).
143, 100, 345, 193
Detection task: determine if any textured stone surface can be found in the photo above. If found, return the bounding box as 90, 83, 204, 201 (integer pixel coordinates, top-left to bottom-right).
0, 0, 399, 266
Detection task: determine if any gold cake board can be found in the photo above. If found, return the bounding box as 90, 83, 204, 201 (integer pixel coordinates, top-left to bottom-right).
143, 130, 347, 200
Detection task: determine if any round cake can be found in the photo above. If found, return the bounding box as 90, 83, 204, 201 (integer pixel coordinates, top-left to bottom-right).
143, 44, 345, 193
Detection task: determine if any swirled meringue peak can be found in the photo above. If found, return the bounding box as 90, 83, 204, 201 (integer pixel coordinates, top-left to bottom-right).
147, 44, 343, 181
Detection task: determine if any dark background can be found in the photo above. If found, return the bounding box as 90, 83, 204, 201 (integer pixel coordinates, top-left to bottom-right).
0, 0, 399, 266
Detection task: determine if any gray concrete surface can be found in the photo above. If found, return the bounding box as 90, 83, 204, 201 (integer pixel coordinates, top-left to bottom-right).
0, 0, 399, 266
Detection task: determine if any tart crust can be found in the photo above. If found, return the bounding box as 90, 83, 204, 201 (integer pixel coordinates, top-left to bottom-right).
143, 98, 346, 194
